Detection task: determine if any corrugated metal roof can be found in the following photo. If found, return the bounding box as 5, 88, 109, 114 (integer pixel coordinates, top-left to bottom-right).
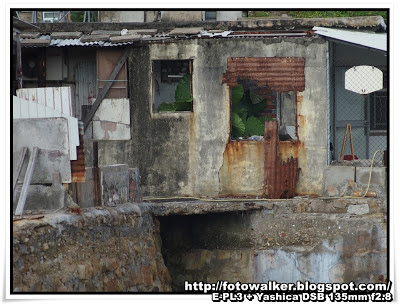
23, 35, 134, 47
313, 26, 387, 52
222, 57, 305, 92
21, 30, 313, 48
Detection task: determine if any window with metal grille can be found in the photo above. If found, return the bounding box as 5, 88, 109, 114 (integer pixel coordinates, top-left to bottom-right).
205, 11, 217, 20
370, 91, 387, 131
152, 60, 193, 113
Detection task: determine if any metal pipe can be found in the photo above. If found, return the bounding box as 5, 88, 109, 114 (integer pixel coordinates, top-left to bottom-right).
15, 31, 23, 89
58, 11, 70, 22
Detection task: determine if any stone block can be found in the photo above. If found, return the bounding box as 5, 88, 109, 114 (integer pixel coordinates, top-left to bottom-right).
110, 35, 141, 43
309, 200, 335, 213
92, 121, 130, 140
80, 34, 110, 42
13, 118, 71, 183
50, 32, 83, 39
347, 204, 370, 215
324, 166, 355, 196
73, 167, 101, 208
100, 164, 129, 206
168, 27, 203, 35
13, 184, 65, 212
356, 167, 386, 187
93, 99, 130, 125
129, 168, 143, 203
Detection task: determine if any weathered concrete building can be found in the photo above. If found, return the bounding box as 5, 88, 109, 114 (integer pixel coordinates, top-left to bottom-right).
13, 16, 387, 199
12, 13, 389, 293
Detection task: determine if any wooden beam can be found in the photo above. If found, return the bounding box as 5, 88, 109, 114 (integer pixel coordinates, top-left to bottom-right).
13, 147, 27, 192
83, 47, 131, 131
15, 147, 38, 216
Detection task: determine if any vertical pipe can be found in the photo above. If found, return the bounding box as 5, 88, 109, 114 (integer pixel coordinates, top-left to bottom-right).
16, 31, 23, 89
326, 40, 331, 165
288, 158, 293, 197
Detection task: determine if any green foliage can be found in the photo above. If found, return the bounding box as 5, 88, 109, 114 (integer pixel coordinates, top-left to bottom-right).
70, 12, 84, 22
232, 85, 244, 105
175, 74, 192, 102
248, 10, 387, 23
174, 101, 192, 111
70, 11, 98, 22
288, 10, 387, 21
158, 73, 193, 112
232, 113, 246, 137
231, 85, 273, 138
157, 102, 177, 112
245, 116, 265, 136
248, 11, 271, 18
250, 91, 264, 104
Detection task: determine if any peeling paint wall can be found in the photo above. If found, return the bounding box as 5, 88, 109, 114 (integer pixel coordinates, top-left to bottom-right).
128, 36, 327, 196
220, 141, 264, 195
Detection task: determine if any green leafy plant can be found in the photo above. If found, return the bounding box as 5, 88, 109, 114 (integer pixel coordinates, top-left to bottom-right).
157, 102, 177, 112
175, 74, 193, 103
158, 74, 193, 112
245, 116, 266, 136
231, 84, 273, 138
232, 113, 246, 137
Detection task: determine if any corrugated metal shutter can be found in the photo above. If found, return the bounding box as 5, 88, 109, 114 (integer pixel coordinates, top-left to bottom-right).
74, 62, 97, 120
222, 57, 305, 92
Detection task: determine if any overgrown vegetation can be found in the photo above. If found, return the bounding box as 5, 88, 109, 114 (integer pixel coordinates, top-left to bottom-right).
248, 11, 271, 18
288, 10, 387, 21
158, 74, 193, 112
70, 11, 98, 22
248, 10, 387, 23
231, 84, 273, 138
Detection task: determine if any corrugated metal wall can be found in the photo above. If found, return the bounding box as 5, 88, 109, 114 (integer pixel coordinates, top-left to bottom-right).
222, 57, 305, 92
74, 62, 97, 120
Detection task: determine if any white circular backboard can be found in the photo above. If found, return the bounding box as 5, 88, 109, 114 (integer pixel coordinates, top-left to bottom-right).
345, 65, 383, 95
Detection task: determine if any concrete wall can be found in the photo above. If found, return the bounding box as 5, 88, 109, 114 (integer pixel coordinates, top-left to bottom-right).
100, 164, 129, 206
13, 118, 71, 184
159, 197, 387, 291
216, 11, 243, 21
128, 45, 192, 196
127, 36, 328, 196
100, 11, 145, 22
161, 11, 202, 22
13, 203, 171, 292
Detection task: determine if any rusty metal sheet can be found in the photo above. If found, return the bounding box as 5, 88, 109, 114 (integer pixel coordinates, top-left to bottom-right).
222, 57, 305, 92
264, 121, 299, 199
96, 49, 128, 99
70, 124, 86, 183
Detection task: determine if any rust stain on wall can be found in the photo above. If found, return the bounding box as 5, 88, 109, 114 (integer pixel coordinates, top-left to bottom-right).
297, 95, 303, 104
220, 141, 264, 195
279, 140, 305, 161
100, 121, 117, 140
71, 129, 86, 183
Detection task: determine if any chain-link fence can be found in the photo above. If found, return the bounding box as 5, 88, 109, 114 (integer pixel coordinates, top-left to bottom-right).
328, 41, 387, 167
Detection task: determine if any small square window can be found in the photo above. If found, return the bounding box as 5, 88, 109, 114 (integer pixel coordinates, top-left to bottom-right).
152, 60, 193, 113
205, 11, 217, 20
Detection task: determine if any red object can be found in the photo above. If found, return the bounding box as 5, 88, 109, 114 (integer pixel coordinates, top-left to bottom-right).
282, 233, 286, 237
343, 155, 358, 160
70, 207, 81, 214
